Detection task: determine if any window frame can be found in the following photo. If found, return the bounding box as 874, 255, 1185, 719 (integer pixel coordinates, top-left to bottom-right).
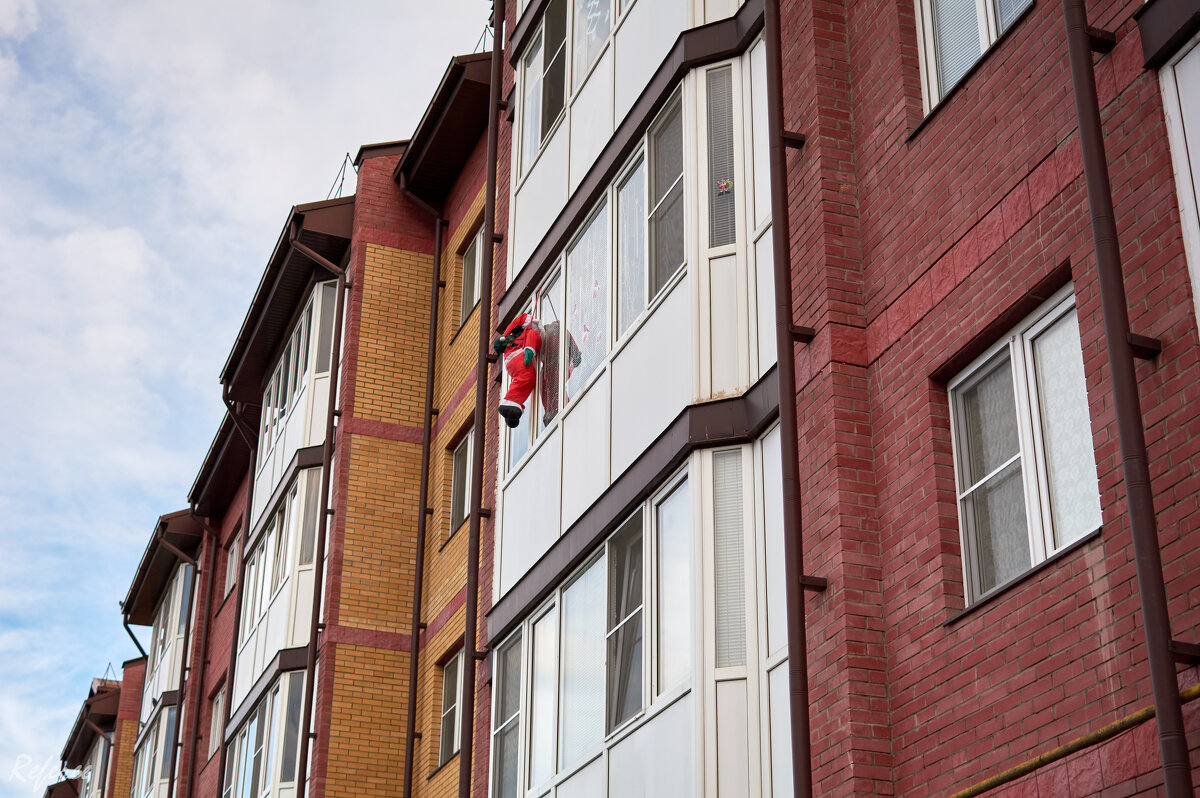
947, 285, 1101, 602
913, 0, 1033, 110
449, 432, 473, 537
439, 650, 464, 766
209, 685, 225, 759
459, 226, 485, 329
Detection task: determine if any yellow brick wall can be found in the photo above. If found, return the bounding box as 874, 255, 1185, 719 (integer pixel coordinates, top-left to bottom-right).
324, 644, 409, 797
111, 718, 138, 798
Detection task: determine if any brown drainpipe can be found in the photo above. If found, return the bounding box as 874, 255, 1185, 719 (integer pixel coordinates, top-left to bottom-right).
764, 0, 815, 796
165, 534, 198, 798
399, 179, 446, 798
459, 4, 505, 797
214, 416, 255, 798
295, 260, 349, 798
1061, 2, 1193, 794
182, 508, 221, 798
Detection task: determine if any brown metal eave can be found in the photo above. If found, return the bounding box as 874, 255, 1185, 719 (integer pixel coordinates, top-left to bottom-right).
498, 0, 764, 329
60, 685, 119, 767
1134, 0, 1200, 69
189, 411, 253, 519
42, 779, 80, 798
220, 196, 354, 403
394, 53, 492, 206
122, 510, 204, 626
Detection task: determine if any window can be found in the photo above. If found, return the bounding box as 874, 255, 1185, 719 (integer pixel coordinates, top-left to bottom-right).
564, 204, 609, 402
916, 0, 1032, 106
949, 287, 1101, 600
439, 652, 463, 765
160, 706, 177, 778
649, 99, 685, 298
706, 65, 737, 248
450, 434, 472, 534
270, 486, 298, 594
460, 227, 484, 326
280, 672, 304, 782
491, 634, 523, 798
209, 686, 225, 758
655, 479, 691, 690
606, 512, 643, 732
224, 534, 239, 598
1160, 38, 1200, 323
559, 555, 605, 768
521, 0, 568, 172
572, 0, 611, 90
223, 688, 278, 798
298, 469, 320, 565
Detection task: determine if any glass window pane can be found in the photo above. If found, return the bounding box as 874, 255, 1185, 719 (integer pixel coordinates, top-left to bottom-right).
749, 41, 770, 228
560, 557, 605, 768
573, 0, 611, 89
537, 273, 564, 430
523, 41, 543, 172
1031, 308, 1101, 547
316, 282, 337, 373
281, 672, 303, 781
160, 706, 177, 778
958, 355, 1019, 487
650, 103, 684, 295
493, 723, 521, 798
961, 459, 1030, 593
440, 654, 460, 764
278, 343, 291, 412
995, 0, 1031, 31
607, 512, 643, 731
657, 479, 691, 689
543, 0, 568, 135
713, 451, 746, 668
461, 233, 479, 325
451, 437, 470, 532
932, 0, 982, 94
529, 609, 558, 788
497, 635, 523, 725
492, 634, 523, 798
706, 66, 737, 247
299, 471, 319, 565
564, 205, 609, 402
617, 161, 646, 338
177, 565, 193, 634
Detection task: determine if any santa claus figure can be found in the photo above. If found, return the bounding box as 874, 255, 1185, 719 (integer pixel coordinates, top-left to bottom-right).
494, 312, 542, 428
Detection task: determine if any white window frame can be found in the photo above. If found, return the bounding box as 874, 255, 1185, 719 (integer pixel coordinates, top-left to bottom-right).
224, 533, 239, 598
450, 433, 473, 536
460, 227, 485, 327
913, 0, 1032, 110
1160, 33, 1200, 325
209, 685, 225, 759
257, 288, 324, 469
439, 651, 464, 765
947, 285, 1101, 601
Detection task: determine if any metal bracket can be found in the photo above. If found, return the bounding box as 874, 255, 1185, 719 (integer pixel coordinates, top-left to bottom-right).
492, 232, 504, 244
412, 731, 422, 740
1128, 333, 1162, 360
485, 353, 499, 364
781, 130, 807, 150
1170, 640, 1200, 665
790, 324, 816, 343
800, 574, 828, 592
418, 622, 428, 631
437, 280, 447, 289
431, 408, 440, 416
473, 650, 488, 661
1087, 27, 1116, 53
479, 508, 493, 519
424, 508, 434, 516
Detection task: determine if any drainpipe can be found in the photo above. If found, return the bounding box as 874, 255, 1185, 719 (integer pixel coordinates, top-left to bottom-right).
295, 260, 349, 798
399, 179, 446, 798
123, 617, 147, 659
166, 537, 198, 798
459, 5, 505, 798
182, 509, 221, 798
764, 1, 814, 796
1061, 2, 1193, 794
214, 441, 256, 798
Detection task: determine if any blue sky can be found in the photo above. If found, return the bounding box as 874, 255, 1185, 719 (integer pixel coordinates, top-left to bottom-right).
0, 2, 485, 794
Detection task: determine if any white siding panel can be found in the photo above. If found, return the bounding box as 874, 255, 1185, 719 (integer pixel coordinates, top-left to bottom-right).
292, 569, 314, 648
614, 0, 687, 123
716, 679, 751, 798
557, 757, 605, 798
761, 425, 786, 655
500, 428, 563, 595
513, 126, 570, 277
265, 589, 289, 664
610, 276, 691, 476
710, 255, 740, 396
754, 233, 776, 373
608, 694, 694, 797
767, 663, 793, 798
569, 48, 615, 193
560, 372, 611, 528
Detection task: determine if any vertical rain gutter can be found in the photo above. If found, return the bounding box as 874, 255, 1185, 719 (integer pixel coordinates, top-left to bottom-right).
764, 0, 815, 796
182, 509, 221, 798
123, 617, 148, 658
400, 180, 446, 798
165, 534, 198, 798
1061, 2, 1193, 794
294, 254, 348, 798
460, 4, 505, 797
214, 418, 255, 798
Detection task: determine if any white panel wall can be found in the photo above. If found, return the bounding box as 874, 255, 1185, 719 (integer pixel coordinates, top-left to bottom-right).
560, 372, 612, 527
610, 276, 692, 476
513, 126, 570, 275
716, 680, 751, 797
754, 234, 776, 373
557, 757, 605, 798
252, 380, 326, 527
709, 255, 741, 396
766, 664, 792, 798
500, 428, 563, 595
570, 48, 615, 193
614, 0, 688, 123
608, 695, 694, 797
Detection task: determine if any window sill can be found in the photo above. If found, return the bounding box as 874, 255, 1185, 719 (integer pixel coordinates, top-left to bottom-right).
906, 2, 1037, 144
440, 521, 467, 553
448, 301, 481, 347
427, 751, 458, 781
943, 525, 1103, 627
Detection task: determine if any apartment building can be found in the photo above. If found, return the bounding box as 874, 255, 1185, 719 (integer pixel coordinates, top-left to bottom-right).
480, 0, 1200, 796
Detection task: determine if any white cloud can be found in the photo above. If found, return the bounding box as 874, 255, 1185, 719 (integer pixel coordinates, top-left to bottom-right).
0, 2, 488, 795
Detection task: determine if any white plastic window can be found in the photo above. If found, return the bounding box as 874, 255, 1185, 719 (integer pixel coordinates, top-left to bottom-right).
915, 0, 1032, 107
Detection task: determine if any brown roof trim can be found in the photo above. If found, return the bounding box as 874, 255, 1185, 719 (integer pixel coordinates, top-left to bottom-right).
1135, 0, 1200, 68
61, 680, 121, 767
122, 510, 204, 626
189, 411, 253, 518
220, 196, 355, 402
43, 779, 81, 798
225, 647, 308, 740
247, 445, 324, 548
487, 366, 779, 642
393, 53, 492, 206
354, 139, 409, 167
498, 0, 764, 329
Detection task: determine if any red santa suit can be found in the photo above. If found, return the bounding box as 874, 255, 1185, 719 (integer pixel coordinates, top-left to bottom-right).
495, 313, 542, 428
